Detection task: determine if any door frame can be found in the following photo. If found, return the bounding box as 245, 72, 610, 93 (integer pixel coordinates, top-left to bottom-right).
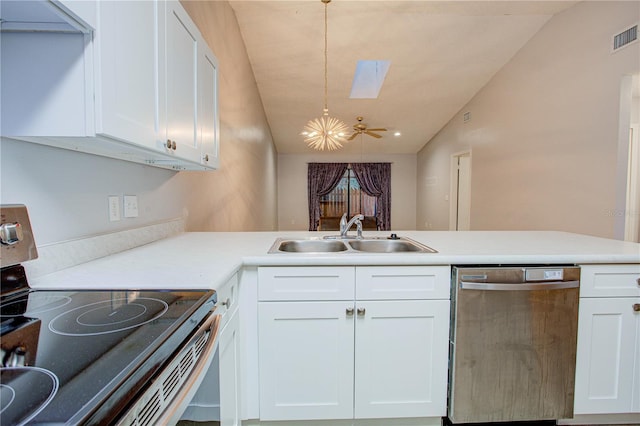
624, 124, 639, 242
449, 150, 472, 231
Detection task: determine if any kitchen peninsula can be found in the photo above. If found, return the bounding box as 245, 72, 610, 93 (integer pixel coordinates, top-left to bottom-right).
26, 229, 640, 426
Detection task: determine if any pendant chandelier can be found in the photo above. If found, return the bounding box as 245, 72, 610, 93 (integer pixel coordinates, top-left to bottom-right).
302, 0, 349, 151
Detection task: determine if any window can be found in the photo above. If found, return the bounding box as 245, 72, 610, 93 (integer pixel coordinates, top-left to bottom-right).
319, 167, 377, 229
308, 162, 390, 231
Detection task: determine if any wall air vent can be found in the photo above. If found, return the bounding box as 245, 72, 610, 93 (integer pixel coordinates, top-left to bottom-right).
613, 24, 638, 52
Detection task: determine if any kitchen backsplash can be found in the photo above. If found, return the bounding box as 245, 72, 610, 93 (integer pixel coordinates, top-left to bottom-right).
25, 218, 185, 279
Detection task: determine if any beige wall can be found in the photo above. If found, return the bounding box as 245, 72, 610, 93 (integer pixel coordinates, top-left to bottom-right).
417, 1, 640, 239
179, 0, 278, 231
278, 153, 417, 231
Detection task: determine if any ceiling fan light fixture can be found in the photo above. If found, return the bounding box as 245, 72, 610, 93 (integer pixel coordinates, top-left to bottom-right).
302, 0, 348, 151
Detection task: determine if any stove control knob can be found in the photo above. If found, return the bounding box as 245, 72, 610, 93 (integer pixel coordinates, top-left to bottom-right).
0, 222, 23, 245
2, 346, 26, 367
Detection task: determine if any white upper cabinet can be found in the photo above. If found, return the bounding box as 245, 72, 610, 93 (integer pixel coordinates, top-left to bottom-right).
198, 43, 220, 168
0, 0, 220, 171
161, 1, 201, 164
95, 0, 159, 150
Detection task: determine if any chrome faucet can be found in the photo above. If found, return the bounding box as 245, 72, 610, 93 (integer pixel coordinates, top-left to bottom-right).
339, 213, 364, 239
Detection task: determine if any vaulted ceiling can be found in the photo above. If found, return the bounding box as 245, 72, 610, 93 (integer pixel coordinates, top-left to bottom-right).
229, 0, 578, 154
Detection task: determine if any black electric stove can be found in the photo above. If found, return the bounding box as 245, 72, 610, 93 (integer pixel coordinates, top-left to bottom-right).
0, 205, 218, 425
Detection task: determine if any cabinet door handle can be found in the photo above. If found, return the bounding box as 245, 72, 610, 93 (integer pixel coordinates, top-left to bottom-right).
357, 307, 366, 316
636, 278, 640, 286
203, 154, 209, 162
633, 303, 640, 312
346, 307, 354, 316
166, 139, 172, 149
222, 298, 231, 308
171, 140, 177, 150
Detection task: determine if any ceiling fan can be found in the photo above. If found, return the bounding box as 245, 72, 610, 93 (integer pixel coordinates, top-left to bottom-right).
346, 116, 387, 141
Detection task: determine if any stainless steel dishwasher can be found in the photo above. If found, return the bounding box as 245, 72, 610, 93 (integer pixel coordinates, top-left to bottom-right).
448, 266, 580, 424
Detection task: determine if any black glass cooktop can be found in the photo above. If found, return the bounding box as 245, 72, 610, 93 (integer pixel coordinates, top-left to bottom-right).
0, 287, 216, 425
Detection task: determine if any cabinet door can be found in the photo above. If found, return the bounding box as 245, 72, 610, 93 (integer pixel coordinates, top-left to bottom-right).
199, 44, 220, 169
354, 300, 450, 418
95, 0, 159, 150
258, 301, 355, 421
220, 307, 241, 426
574, 297, 640, 414
162, 1, 201, 163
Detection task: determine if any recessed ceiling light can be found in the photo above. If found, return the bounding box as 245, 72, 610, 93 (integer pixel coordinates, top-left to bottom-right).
394, 131, 401, 137
350, 60, 391, 99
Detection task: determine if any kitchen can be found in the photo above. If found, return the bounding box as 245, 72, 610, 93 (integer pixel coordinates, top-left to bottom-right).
0, 0, 639, 425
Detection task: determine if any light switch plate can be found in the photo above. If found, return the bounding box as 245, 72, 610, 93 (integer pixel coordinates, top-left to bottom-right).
108, 196, 121, 222
123, 195, 139, 218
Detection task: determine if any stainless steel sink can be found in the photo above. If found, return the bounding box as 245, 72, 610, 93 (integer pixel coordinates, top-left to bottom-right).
269, 237, 436, 254
348, 238, 437, 253
272, 239, 348, 253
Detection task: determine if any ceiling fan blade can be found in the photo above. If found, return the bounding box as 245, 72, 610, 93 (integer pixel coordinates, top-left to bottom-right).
367, 128, 387, 132
347, 133, 358, 141
365, 131, 383, 139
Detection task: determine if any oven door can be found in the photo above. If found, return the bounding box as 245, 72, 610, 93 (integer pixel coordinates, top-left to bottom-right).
116, 310, 222, 426
179, 301, 241, 424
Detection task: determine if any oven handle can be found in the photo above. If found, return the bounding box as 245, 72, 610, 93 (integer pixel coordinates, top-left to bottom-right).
460, 280, 580, 291
159, 308, 222, 425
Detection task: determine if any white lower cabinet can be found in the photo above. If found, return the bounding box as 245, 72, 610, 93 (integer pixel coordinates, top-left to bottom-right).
219, 307, 241, 426
258, 301, 355, 420
354, 299, 450, 419
574, 297, 639, 415
573, 264, 640, 417
257, 266, 450, 422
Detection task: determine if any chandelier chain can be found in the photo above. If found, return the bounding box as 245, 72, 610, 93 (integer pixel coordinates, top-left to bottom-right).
324, 0, 328, 113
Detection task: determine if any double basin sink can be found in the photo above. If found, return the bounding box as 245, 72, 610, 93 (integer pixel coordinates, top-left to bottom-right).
269, 236, 437, 254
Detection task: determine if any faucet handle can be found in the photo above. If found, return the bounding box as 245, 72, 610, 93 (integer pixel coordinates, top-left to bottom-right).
339, 213, 348, 232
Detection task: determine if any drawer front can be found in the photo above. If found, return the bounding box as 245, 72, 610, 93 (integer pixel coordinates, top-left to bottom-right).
580, 264, 640, 298
356, 266, 450, 300
258, 267, 355, 301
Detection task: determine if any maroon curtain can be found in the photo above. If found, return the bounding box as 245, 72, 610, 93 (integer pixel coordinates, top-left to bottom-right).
308, 163, 348, 231
351, 163, 391, 230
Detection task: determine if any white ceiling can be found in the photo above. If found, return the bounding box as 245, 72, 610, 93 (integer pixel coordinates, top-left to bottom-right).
229, 1, 578, 155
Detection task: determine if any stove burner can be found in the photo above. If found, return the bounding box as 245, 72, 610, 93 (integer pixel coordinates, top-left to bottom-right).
0, 295, 72, 318
0, 367, 58, 425
49, 297, 169, 336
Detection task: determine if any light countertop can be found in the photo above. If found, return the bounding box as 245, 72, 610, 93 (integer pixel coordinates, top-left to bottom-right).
28, 230, 640, 291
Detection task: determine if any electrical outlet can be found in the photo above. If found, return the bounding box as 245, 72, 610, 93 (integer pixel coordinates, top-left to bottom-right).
123, 195, 139, 218
108, 196, 121, 222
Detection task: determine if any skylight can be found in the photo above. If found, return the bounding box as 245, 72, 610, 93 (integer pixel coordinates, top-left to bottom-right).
349, 60, 391, 99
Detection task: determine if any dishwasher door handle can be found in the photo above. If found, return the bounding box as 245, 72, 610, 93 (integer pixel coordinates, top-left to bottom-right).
460, 280, 580, 291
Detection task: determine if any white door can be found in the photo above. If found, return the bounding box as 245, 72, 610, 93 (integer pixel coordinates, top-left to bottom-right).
95, 0, 159, 149
162, 1, 201, 163
574, 297, 640, 414
219, 308, 241, 426
258, 301, 355, 421
354, 300, 450, 418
